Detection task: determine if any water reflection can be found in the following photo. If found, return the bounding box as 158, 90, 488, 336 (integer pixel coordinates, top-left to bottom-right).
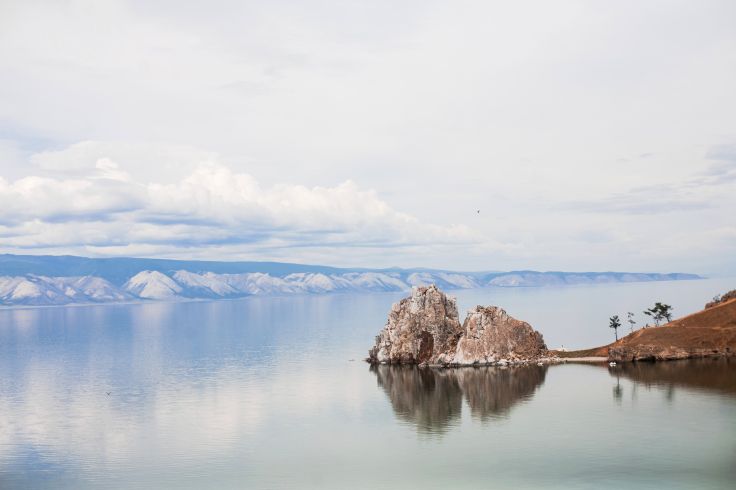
0, 296, 396, 489
610, 358, 736, 396
371, 364, 547, 433
612, 374, 623, 404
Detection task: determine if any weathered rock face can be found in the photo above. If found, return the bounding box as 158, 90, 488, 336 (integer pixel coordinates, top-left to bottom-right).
367, 285, 463, 364
608, 344, 690, 362
608, 344, 732, 362
367, 285, 548, 366
452, 306, 547, 365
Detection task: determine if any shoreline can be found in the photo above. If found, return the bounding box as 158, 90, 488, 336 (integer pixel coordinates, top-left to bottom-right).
556, 356, 608, 363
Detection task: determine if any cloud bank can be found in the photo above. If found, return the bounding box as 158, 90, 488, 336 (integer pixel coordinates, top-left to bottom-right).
0, 150, 477, 260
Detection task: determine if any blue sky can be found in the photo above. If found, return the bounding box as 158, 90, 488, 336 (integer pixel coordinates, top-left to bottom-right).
0, 0, 735, 274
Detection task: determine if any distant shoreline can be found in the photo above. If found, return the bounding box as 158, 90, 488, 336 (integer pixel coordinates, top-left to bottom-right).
1, 253, 704, 307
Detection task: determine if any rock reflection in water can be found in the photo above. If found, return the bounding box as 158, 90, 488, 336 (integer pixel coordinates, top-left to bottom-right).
371, 365, 463, 433
610, 357, 736, 395
371, 364, 547, 433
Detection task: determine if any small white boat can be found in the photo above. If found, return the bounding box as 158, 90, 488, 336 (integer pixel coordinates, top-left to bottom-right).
609, 361, 617, 367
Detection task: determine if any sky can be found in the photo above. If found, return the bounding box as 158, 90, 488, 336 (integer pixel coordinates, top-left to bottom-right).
0, 0, 735, 274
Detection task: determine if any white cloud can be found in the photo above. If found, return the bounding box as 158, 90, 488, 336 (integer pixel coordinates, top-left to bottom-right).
0, 138, 734, 273
0, 148, 480, 262
0, 174, 144, 224
147, 164, 434, 237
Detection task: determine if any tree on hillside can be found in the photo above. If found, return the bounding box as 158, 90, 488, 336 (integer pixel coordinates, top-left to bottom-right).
609, 315, 621, 341
643, 302, 673, 326
643, 306, 660, 326
626, 312, 636, 333
660, 303, 673, 322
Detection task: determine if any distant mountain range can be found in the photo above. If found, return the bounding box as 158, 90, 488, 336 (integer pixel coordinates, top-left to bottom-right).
0, 254, 701, 307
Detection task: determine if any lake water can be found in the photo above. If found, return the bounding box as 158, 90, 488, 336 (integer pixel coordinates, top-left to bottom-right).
1, 278, 735, 489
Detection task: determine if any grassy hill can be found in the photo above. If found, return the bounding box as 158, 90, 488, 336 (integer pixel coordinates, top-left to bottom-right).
556, 295, 736, 362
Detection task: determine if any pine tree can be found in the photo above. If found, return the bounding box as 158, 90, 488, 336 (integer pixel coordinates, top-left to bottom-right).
644, 302, 673, 326
626, 312, 636, 333
609, 315, 621, 341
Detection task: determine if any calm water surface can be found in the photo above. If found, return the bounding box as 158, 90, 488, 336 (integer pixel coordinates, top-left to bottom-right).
0, 279, 735, 489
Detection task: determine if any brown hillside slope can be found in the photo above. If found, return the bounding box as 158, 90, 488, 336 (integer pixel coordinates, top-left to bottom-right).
667, 297, 736, 329
607, 298, 736, 362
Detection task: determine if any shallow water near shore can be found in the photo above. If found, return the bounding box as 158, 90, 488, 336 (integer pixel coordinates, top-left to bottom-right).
0, 278, 735, 489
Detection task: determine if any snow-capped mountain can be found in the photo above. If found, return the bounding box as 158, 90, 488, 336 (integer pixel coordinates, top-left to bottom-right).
0, 254, 702, 307
0, 275, 130, 306
406, 272, 481, 289
124, 271, 182, 299
120, 270, 414, 299
172, 271, 238, 297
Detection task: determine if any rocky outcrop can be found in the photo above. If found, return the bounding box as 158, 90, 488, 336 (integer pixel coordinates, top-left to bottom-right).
608, 344, 693, 362
608, 343, 734, 362
367, 285, 548, 366
367, 285, 463, 364
452, 306, 547, 365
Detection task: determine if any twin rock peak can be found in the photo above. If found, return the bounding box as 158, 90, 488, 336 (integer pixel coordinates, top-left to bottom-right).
368, 284, 547, 366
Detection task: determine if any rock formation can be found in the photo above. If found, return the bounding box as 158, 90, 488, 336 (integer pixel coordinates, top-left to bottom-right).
452, 306, 547, 365
367, 285, 548, 366
367, 284, 464, 364
608, 344, 692, 362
